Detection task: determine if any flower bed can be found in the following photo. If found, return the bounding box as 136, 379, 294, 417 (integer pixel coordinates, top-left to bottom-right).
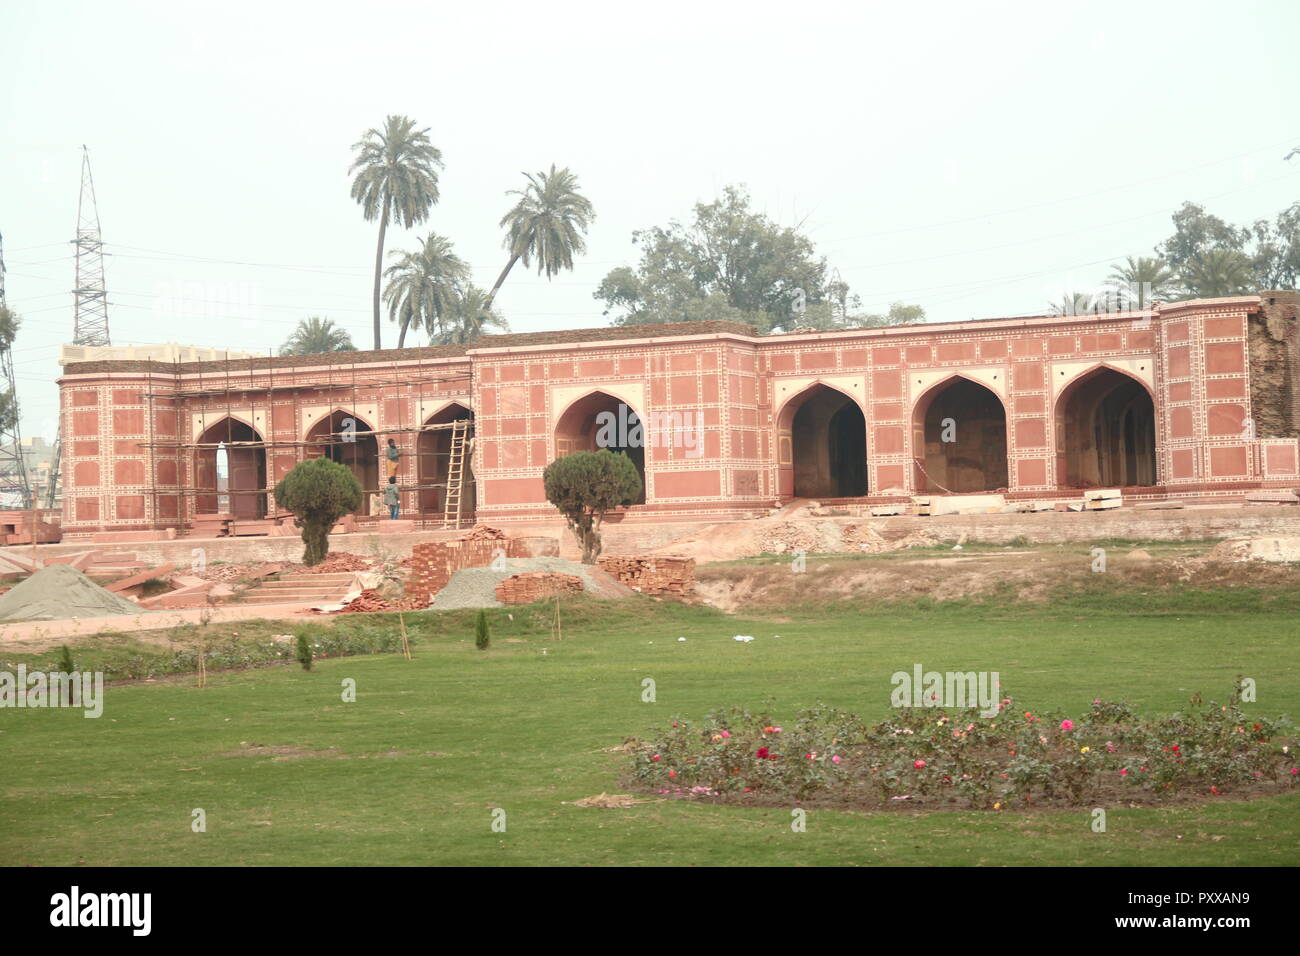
627, 688, 1298, 810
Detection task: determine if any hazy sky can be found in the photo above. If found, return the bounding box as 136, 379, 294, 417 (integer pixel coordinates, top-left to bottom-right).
2, 0, 1298, 440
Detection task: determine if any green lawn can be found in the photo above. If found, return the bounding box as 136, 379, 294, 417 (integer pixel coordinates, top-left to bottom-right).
2, 591, 1298, 866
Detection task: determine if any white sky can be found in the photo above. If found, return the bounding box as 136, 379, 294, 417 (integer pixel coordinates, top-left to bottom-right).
2, 0, 1298, 440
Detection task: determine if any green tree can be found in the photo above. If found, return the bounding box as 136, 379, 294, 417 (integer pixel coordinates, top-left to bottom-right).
1180, 248, 1255, 298
542, 449, 642, 563
474, 609, 491, 650
273, 458, 362, 567
1106, 256, 1178, 307
484, 164, 594, 311
382, 232, 469, 347
596, 185, 834, 333
295, 632, 313, 671
57, 644, 75, 673
1156, 202, 1249, 274
279, 317, 356, 356
430, 284, 508, 346
349, 115, 444, 350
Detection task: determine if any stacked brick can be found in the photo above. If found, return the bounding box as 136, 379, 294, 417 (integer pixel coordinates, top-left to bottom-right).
404, 526, 556, 599
494, 572, 584, 605
596, 554, 696, 596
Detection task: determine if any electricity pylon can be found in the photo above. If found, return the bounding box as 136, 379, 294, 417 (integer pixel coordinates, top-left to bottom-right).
0, 231, 33, 508
72, 146, 111, 347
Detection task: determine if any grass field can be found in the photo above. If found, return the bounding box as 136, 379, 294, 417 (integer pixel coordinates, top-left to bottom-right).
3, 557, 1299, 866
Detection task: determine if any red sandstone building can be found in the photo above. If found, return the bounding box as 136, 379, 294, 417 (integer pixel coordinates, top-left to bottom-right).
54, 291, 1300, 540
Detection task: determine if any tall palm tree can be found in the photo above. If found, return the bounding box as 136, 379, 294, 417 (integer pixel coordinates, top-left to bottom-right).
483, 164, 594, 310
279, 317, 356, 356
431, 284, 508, 345
1180, 248, 1254, 298
382, 233, 470, 347
1107, 256, 1177, 308
349, 115, 443, 350
1047, 292, 1098, 317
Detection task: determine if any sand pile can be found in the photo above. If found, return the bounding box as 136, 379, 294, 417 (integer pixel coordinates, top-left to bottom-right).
0, 563, 144, 621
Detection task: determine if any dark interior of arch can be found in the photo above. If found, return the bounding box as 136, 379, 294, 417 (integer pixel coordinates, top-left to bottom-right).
922, 379, 1008, 492
1060, 370, 1156, 487
554, 392, 646, 504
791, 387, 867, 498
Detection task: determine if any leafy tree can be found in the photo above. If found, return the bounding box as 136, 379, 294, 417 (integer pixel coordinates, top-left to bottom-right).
484, 164, 594, 310
430, 284, 508, 345
350, 115, 444, 350
279, 317, 356, 356
542, 449, 642, 563
1180, 248, 1255, 298
273, 458, 362, 566
1106, 256, 1177, 307
597, 186, 845, 334
1156, 202, 1250, 274
1154, 201, 1299, 292
383, 232, 469, 347
474, 609, 491, 650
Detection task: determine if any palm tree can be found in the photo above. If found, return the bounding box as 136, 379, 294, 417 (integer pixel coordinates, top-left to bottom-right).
382, 233, 469, 348
349, 115, 443, 350
1180, 248, 1254, 298
279, 317, 356, 356
483, 164, 594, 311
431, 284, 508, 345
1047, 292, 1098, 317
1106, 256, 1177, 308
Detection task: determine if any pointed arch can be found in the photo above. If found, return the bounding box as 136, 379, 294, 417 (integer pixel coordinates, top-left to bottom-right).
1054, 364, 1157, 487
775, 381, 867, 498
305, 408, 379, 515
553, 389, 646, 504
910, 373, 1009, 493
194, 416, 267, 519
418, 401, 475, 517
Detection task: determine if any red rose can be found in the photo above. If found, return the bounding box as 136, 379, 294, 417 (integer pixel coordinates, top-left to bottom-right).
756, 747, 771, 760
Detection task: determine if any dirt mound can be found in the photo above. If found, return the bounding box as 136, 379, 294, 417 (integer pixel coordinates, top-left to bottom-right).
1210, 537, 1300, 563
0, 563, 144, 621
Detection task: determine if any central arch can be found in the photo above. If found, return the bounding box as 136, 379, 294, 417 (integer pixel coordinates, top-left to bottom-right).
553, 390, 646, 504
776, 383, 867, 498
305, 409, 378, 515
195, 417, 266, 519
1055, 366, 1157, 487
417, 403, 475, 518
911, 376, 1008, 493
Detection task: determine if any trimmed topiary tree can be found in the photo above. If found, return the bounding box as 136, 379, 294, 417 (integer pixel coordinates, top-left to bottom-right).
542, 449, 643, 563
475, 609, 491, 650
273, 457, 362, 567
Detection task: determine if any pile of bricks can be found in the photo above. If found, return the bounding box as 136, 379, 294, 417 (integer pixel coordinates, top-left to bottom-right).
337, 589, 431, 613
403, 530, 557, 600
596, 554, 696, 596
494, 572, 584, 605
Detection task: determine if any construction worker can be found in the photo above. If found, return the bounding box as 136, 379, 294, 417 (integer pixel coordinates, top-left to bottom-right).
384, 437, 401, 478
384, 476, 400, 520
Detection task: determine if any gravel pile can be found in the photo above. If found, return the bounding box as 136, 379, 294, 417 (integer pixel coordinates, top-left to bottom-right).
430, 557, 627, 610
0, 563, 144, 621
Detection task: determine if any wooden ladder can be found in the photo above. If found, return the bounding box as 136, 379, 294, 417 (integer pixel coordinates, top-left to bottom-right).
442, 418, 470, 530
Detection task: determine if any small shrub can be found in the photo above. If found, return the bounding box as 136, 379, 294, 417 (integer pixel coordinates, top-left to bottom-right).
475, 610, 490, 650
296, 633, 313, 671
57, 645, 75, 673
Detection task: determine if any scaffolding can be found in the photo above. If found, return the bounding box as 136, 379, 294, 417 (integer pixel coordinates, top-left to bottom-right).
135, 351, 475, 530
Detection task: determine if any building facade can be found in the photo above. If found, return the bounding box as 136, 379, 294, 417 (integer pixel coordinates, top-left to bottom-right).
54, 291, 1300, 537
